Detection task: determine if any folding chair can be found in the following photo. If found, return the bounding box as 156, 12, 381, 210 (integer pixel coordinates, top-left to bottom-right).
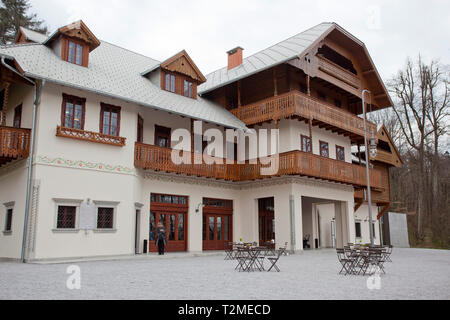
367, 248, 386, 275
278, 242, 289, 256
224, 242, 234, 260
235, 248, 251, 272
336, 248, 356, 275
267, 249, 283, 272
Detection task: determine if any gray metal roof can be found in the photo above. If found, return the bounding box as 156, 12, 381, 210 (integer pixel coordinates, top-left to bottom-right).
0, 39, 246, 130
198, 22, 334, 94
19, 27, 48, 44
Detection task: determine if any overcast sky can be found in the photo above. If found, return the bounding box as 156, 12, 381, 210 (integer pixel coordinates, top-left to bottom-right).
31, 0, 449, 81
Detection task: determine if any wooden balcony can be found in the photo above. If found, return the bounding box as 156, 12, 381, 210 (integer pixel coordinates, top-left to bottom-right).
56, 126, 126, 146
317, 56, 361, 89
135, 142, 384, 189
230, 90, 376, 141
0, 126, 31, 166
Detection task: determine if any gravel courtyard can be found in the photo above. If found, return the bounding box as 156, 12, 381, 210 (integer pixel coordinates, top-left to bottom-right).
0, 248, 449, 300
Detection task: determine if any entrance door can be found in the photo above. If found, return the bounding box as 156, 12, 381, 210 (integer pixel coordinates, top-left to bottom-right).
258, 197, 275, 246
202, 198, 233, 251
149, 193, 188, 252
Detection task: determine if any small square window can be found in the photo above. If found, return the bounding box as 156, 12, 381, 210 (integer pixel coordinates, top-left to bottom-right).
320, 141, 329, 158
301, 135, 311, 153
57, 206, 76, 229
97, 207, 114, 229
336, 146, 345, 161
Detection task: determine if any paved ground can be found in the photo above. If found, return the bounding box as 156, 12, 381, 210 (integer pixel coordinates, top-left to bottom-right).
0, 248, 449, 300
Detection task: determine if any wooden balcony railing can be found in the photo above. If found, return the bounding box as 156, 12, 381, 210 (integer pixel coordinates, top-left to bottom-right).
0, 126, 31, 160
56, 126, 126, 146
135, 142, 384, 189
230, 90, 377, 139
317, 56, 361, 89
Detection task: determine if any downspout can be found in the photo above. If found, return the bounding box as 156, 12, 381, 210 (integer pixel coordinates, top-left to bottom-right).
1, 57, 43, 263
21, 79, 45, 263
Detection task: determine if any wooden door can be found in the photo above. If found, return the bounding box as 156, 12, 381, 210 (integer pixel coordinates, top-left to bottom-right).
149, 193, 188, 252
202, 198, 233, 251
258, 198, 275, 246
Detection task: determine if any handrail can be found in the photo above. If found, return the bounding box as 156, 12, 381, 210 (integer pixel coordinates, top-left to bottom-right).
230, 90, 377, 138
135, 142, 383, 189
0, 126, 31, 158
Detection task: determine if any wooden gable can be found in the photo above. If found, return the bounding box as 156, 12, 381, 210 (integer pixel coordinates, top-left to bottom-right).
46, 20, 100, 52
58, 20, 100, 52
372, 125, 403, 167
160, 50, 206, 84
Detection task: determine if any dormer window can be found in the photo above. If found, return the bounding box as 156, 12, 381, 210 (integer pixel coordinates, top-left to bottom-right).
184, 80, 193, 98
68, 40, 84, 65
165, 73, 175, 92
44, 20, 101, 68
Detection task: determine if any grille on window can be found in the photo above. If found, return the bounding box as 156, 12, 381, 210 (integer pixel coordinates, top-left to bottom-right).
97, 207, 114, 229
57, 206, 76, 229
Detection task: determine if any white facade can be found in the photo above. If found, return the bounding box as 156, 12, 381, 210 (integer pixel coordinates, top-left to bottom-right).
0, 80, 383, 261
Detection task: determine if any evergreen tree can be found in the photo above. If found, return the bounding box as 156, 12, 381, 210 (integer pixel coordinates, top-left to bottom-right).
0, 0, 47, 45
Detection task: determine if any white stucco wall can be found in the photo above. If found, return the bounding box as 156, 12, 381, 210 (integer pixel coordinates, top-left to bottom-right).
354, 204, 381, 246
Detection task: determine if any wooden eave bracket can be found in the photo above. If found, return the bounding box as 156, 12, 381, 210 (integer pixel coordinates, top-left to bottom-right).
377, 203, 390, 220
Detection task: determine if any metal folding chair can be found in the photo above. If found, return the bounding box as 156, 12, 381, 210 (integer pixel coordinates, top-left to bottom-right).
267, 249, 283, 272
224, 242, 234, 260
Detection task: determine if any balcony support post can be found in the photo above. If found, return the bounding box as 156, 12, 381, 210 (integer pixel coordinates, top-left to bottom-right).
0, 81, 10, 126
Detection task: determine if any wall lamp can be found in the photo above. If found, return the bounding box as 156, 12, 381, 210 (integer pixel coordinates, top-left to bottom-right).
195, 203, 205, 213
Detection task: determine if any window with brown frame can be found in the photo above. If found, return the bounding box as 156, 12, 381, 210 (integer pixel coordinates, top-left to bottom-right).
154, 125, 171, 148
301, 135, 312, 153
62, 37, 88, 67
320, 140, 329, 158
97, 207, 114, 229
100, 103, 121, 136
137, 115, 144, 143
336, 145, 345, 161
61, 94, 86, 130
57, 206, 76, 229
183, 79, 194, 98
165, 73, 176, 93
13, 104, 22, 128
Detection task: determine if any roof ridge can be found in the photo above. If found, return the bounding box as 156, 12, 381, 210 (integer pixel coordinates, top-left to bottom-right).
204, 22, 333, 77
98, 39, 161, 64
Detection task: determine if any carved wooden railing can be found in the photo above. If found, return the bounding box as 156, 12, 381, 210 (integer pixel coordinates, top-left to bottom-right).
56, 126, 126, 146
354, 165, 390, 203
0, 126, 31, 159
317, 56, 361, 89
230, 90, 377, 139
135, 142, 383, 189
135, 142, 238, 181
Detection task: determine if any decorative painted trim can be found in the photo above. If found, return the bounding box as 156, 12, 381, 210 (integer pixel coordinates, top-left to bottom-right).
142, 170, 355, 192
36, 156, 137, 176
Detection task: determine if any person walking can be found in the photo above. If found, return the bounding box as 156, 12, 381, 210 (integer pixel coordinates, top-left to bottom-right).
155, 222, 167, 255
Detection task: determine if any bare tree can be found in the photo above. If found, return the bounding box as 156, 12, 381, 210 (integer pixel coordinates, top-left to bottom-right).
423, 60, 450, 236
388, 56, 434, 239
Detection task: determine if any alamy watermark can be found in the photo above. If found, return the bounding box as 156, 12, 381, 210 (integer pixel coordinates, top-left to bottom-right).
170, 121, 280, 176
66, 265, 81, 290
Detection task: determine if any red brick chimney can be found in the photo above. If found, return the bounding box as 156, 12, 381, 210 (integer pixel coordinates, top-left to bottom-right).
227, 47, 244, 70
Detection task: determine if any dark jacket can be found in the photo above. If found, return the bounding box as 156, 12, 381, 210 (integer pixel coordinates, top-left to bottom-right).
155, 226, 167, 246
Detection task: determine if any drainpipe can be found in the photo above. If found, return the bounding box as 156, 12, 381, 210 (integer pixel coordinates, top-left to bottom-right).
1, 56, 43, 263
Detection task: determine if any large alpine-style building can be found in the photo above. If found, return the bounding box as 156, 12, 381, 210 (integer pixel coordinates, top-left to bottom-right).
0, 21, 402, 261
